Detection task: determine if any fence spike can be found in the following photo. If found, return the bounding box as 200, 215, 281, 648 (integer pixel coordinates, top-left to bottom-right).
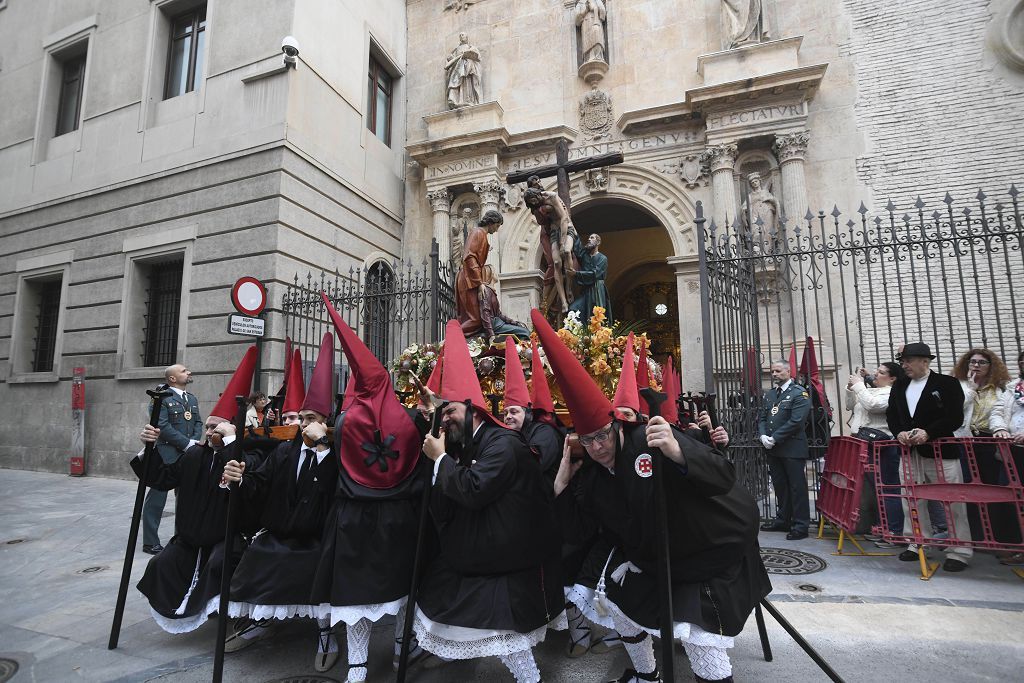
831, 204, 841, 218
914, 196, 925, 210
885, 199, 896, 213
1009, 184, 1019, 198
803, 209, 814, 222
943, 191, 955, 205
976, 188, 986, 202
857, 201, 868, 215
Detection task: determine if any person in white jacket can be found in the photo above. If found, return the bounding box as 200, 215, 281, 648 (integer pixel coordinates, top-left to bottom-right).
846, 362, 904, 545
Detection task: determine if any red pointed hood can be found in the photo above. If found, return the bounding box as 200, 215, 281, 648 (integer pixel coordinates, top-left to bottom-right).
281, 348, 306, 414
800, 336, 832, 416
788, 344, 798, 377
210, 345, 258, 421
744, 346, 761, 397
425, 350, 443, 394
530, 339, 556, 415
531, 309, 612, 435
321, 292, 420, 489
661, 354, 680, 424
503, 341, 530, 409
613, 333, 640, 413
635, 337, 650, 415
301, 332, 335, 418
439, 320, 504, 426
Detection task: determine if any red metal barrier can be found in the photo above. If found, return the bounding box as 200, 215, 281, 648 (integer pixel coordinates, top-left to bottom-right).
873, 437, 1024, 578
817, 436, 870, 533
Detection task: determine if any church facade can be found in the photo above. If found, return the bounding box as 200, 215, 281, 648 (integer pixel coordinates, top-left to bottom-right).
0, 0, 1022, 474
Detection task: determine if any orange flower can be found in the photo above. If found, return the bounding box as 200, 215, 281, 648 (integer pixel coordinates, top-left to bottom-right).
557, 328, 579, 348
589, 357, 611, 376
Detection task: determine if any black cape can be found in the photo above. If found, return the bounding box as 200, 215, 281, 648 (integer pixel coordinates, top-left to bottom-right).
417, 421, 563, 633
133, 443, 251, 627
309, 410, 430, 611
229, 438, 338, 608
560, 422, 771, 637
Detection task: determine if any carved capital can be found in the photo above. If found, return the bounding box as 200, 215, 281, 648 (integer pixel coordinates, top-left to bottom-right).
700, 143, 739, 174
773, 131, 810, 164
427, 188, 452, 213
473, 179, 503, 205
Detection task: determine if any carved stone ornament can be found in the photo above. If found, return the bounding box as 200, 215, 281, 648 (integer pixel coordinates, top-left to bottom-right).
699, 143, 739, 174
502, 183, 523, 212
473, 179, 503, 207
444, 0, 478, 11
579, 87, 614, 140
656, 155, 710, 189
584, 168, 610, 193
772, 131, 810, 164
427, 188, 452, 213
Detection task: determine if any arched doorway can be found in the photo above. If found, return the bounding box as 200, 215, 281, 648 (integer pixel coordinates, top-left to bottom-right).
571, 199, 680, 361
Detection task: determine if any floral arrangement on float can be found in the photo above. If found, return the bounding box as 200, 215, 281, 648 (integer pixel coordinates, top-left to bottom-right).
388, 307, 661, 408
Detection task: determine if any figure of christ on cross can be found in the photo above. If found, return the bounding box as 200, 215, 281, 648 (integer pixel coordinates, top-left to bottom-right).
506, 139, 623, 322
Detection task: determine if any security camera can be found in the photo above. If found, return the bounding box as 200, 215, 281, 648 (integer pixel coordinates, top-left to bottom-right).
281, 36, 299, 67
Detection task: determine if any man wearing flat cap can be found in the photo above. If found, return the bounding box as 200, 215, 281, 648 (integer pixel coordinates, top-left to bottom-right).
886, 342, 971, 572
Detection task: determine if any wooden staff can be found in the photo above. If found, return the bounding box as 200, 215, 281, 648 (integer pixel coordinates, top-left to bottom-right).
638, 386, 675, 682
108, 385, 172, 650
212, 395, 249, 683
397, 377, 447, 683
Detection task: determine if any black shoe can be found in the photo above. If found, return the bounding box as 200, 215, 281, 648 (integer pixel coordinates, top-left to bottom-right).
609, 669, 660, 683
786, 530, 808, 540
760, 522, 789, 532
142, 544, 163, 555
898, 549, 918, 562
942, 558, 968, 572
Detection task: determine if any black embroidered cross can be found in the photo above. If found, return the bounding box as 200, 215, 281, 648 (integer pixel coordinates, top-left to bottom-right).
361, 429, 399, 472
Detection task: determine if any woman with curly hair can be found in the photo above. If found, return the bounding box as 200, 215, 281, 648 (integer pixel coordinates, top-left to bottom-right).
951, 348, 1012, 547
989, 351, 1024, 562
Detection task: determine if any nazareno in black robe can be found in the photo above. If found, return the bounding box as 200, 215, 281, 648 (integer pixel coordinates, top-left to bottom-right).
309, 410, 432, 625
228, 436, 338, 619
522, 416, 599, 589
559, 421, 771, 641
133, 443, 253, 633
415, 420, 564, 650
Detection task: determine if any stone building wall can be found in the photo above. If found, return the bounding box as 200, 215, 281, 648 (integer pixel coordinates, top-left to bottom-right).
0, 0, 408, 476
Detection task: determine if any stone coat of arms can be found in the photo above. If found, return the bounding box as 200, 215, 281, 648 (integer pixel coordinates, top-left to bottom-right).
579, 88, 613, 140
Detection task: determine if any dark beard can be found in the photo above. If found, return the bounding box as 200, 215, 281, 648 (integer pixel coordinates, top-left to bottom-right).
445, 420, 464, 444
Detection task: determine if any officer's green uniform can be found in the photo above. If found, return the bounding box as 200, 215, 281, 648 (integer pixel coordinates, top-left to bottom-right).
758, 381, 811, 533
142, 389, 203, 547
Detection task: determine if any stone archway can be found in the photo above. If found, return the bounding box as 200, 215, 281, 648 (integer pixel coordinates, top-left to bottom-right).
497, 164, 707, 387
499, 163, 699, 271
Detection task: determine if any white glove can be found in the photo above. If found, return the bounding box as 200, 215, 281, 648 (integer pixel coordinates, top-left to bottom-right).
760, 435, 776, 449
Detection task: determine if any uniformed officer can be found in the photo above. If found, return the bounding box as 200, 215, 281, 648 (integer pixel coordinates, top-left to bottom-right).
142, 363, 203, 554
758, 359, 811, 540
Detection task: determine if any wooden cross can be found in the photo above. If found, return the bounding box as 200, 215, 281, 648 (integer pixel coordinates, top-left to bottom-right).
505, 139, 624, 209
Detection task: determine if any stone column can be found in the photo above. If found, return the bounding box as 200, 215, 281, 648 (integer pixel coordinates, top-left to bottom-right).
772, 131, 810, 222
474, 179, 504, 289
700, 143, 739, 228
667, 255, 706, 392
427, 188, 452, 266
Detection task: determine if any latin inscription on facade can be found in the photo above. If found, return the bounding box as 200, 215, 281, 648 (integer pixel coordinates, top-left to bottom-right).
705, 104, 805, 131
503, 131, 699, 173
427, 156, 493, 179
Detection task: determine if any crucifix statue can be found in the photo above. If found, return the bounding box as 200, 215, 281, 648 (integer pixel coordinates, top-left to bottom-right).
506, 139, 623, 323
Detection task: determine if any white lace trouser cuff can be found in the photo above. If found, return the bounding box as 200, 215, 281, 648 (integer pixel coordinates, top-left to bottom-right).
499, 649, 541, 683
686, 642, 733, 680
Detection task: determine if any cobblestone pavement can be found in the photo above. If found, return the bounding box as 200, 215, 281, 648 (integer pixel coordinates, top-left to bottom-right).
1, 468, 1022, 682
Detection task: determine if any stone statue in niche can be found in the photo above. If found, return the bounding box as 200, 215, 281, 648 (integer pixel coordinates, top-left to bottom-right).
450, 204, 478, 267
574, 0, 608, 64
722, 0, 771, 49
445, 32, 483, 109
740, 172, 779, 249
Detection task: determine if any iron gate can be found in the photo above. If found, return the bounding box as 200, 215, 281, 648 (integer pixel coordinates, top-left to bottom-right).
281, 239, 455, 396
697, 186, 1024, 519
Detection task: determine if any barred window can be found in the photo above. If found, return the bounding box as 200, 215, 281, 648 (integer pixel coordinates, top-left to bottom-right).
363, 261, 394, 361
164, 4, 206, 99
142, 259, 184, 367
31, 279, 63, 373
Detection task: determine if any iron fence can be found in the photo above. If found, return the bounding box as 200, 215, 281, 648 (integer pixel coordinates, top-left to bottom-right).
281, 239, 455, 398
697, 185, 1024, 520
